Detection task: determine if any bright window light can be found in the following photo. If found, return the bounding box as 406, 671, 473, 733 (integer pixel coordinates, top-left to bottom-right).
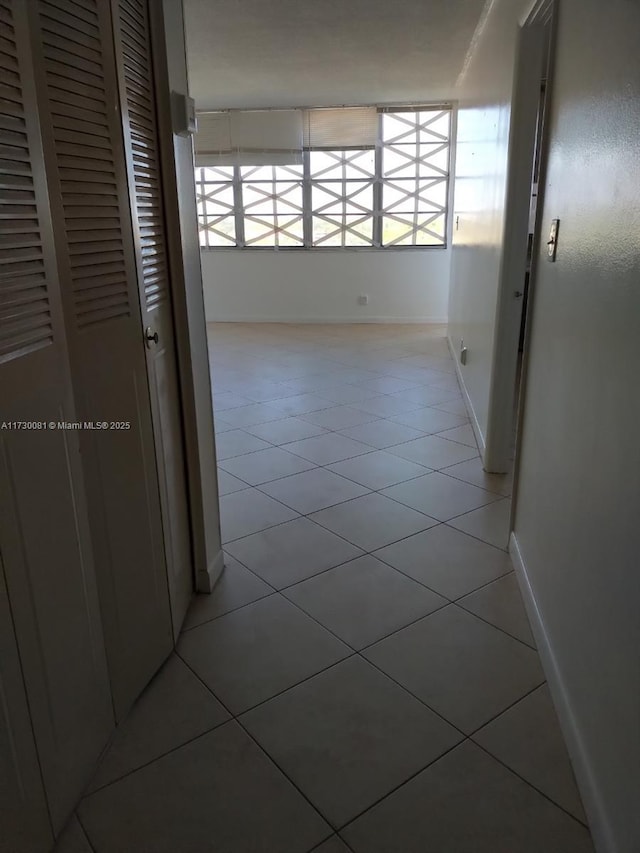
194, 107, 451, 249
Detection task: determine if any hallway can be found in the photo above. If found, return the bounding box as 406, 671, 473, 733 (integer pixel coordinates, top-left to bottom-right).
65, 325, 593, 852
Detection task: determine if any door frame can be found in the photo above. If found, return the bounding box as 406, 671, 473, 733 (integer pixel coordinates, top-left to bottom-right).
483, 0, 556, 473
109, 0, 195, 637
147, 0, 224, 593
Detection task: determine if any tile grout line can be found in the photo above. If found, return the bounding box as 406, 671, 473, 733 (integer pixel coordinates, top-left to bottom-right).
222, 486, 507, 555
115, 330, 567, 849
74, 813, 97, 853
181, 641, 476, 838
464, 679, 548, 737
222, 472, 503, 537
216, 419, 475, 471
218, 404, 472, 453
183, 542, 519, 647
181, 589, 279, 633
79, 712, 232, 799
335, 738, 469, 833
175, 658, 344, 839
470, 739, 591, 829
335, 715, 590, 838
217, 369, 461, 410
226, 586, 473, 737
220, 464, 508, 548
217, 416, 500, 500
177, 586, 492, 818
187, 546, 528, 656
218, 405, 511, 552
220, 431, 512, 498
86, 650, 346, 842
369, 542, 513, 600
201, 486, 544, 760
218, 460, 512, 607
307, 836, 355, 853
454, 596, 538, 650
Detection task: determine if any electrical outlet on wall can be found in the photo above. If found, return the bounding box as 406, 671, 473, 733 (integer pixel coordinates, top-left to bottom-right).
358, 295, 369, 306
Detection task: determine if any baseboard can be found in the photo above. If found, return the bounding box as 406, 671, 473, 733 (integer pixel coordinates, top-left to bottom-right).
195, 548, 224, 594
447, 335, 486, 458
509, 532, 614, 853
205, 315, 449, 325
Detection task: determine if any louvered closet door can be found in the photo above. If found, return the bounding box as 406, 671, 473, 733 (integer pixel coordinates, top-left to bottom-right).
29, 0, 173, 719
113, 0, 192, 635
0, 0, 112, 839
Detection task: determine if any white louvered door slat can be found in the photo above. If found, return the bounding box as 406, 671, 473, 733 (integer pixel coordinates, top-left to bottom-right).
119, 0, 168, 310
0, 0, 113, 843
31, 0, 173, 721
40, 0, 131, 330
113, 0, 193, 635
0, 20, 53, 357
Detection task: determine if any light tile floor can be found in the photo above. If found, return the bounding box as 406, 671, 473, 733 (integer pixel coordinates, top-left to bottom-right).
62, 324, 593, 853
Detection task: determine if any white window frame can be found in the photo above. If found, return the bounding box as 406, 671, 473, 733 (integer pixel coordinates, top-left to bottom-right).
196, 105, 452, 250
309, 148, 376, 247
195, 166, 237, 248
240, 164, 305, 247
380, 108, 451, 247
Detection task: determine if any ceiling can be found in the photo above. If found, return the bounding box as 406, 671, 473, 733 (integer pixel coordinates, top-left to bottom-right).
184, 0, 488, 110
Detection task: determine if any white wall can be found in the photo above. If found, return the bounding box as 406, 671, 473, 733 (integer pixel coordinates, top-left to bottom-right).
448, 0, 532, 451
201, 249, 450, 323
513, 1, 640, 850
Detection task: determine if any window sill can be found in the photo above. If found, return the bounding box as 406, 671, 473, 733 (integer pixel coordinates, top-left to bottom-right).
199, 244, 448, 252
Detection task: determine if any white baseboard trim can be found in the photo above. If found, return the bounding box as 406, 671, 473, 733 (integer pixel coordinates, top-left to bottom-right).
447, 335, 486, 458
195, 548, 224, 594
205, 315, 449, 325
509, 532, 613, 853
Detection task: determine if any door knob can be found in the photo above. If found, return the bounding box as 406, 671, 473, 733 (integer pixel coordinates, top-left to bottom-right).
145, 327, 159, 348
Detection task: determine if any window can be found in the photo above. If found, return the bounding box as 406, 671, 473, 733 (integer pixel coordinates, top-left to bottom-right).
381, 109, 450, 246
310, 149, 375, 247
195, 106, 451, 249
195, 167, 236, 247
241, 164, 304, 247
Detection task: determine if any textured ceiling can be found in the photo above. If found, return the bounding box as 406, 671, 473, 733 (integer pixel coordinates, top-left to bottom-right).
184, 0, 488, 110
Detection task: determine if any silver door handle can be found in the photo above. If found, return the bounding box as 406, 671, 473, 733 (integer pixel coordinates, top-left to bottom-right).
145, 327, 159, 348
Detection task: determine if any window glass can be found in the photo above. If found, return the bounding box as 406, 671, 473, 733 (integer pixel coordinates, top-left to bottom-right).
195, 167, 236, 247
241, 167, 304, 247
381, 110, 450, 246
194, 108, 450, 248
310, 150, 375, 247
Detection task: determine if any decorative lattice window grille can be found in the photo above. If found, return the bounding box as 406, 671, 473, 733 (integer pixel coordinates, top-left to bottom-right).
194, 106, 451, 249
195, 167, 237, 247
309, 150, 375, 247
381, 109, 450, 246
240, 164, 304, 247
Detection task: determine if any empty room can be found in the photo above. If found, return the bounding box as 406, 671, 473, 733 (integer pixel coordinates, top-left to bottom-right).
1, 1, 637, 852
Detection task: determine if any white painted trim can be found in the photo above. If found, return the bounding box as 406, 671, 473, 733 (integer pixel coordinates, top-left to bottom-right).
208, 316, 449, 325
446, 105, 459, 248
447, 335, 486, 458
153, 1, 223, 594
509, 532, 615, 853
195, 548, 224, 593
484, 19, 549, 474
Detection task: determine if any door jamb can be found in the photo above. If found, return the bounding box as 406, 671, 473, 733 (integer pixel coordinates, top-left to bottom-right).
147, 0, 224, 594
482, 0, 555, 474
509, 0, 558, 513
